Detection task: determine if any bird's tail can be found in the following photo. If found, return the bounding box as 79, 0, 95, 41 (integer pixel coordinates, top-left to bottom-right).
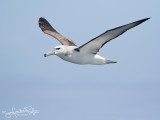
105, 59, 117, 64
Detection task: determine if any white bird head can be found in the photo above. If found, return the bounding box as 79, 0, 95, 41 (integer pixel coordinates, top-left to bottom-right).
44, 45, 65, 57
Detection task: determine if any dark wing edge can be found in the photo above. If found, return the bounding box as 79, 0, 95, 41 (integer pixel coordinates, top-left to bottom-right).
39, 17, 77, 46
77, 18, 150, 54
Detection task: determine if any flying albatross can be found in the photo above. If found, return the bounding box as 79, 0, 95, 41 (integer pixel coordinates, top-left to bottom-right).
39, 17, 150, 65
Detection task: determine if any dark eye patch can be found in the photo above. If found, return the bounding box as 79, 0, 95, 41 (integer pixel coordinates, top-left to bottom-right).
56, 48, 60, 50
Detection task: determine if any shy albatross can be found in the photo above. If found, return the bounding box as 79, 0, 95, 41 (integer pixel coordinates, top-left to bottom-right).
39, 17, 150, 65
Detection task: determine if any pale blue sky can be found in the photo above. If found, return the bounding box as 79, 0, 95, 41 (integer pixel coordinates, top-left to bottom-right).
0, 0, 160, 120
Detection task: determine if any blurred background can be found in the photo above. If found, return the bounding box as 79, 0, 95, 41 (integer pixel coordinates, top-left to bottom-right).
0, 0, 160, 120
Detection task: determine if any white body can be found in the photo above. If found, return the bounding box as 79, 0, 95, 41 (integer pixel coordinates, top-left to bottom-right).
45, 45, 116, 65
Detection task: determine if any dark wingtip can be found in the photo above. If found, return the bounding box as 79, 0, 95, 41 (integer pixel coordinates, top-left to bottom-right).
137, 17, 151, 24
39, 17, 47, 23
44, 54, 47, 57
39, 17, 47, 31
130, 17, 151, 27
39, 17, 44, 21
38, 17, 56, 32
141, 17, 151, 22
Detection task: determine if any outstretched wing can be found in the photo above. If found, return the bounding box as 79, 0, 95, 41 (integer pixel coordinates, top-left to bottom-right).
39, 17, 77, 46
78, 18, 150, 54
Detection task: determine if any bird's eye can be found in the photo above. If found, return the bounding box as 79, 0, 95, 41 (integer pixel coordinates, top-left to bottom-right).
56, 48, 60, 50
